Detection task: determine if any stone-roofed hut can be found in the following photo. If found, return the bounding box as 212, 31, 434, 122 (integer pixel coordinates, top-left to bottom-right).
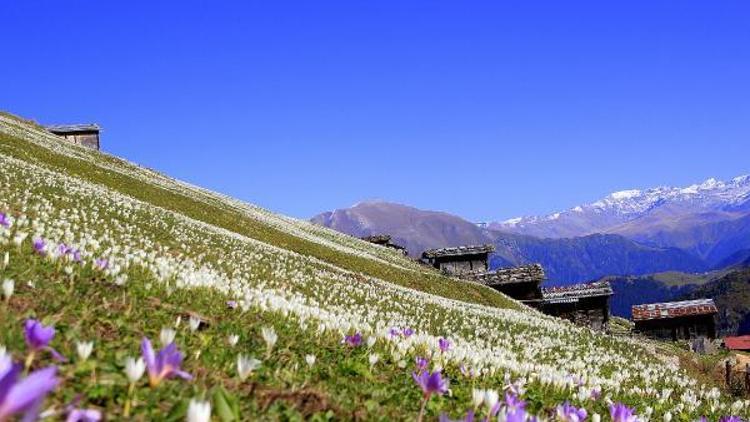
46, 124, 101, 150
360, 234, 407, 255
542, 281, 613, 331
421, 244, 494, 277
632, 299, 718, 340
468, 264, 545, 305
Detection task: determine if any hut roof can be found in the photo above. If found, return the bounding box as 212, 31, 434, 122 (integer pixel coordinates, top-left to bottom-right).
421, 244, 495, 259
46, 124, 100, 134
631, 299, 718, 322
469, 264, 545, 286
724, 335, 750, 351
361, 234, 392, 245
542, 281, 613, 304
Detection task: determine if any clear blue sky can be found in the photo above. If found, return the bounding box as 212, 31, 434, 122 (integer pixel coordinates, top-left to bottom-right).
2, 1, 749, 222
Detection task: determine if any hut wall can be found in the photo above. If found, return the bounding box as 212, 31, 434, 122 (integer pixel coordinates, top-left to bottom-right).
493, 282, 542, 302
433, 254, 488, 276
61, 133, 99, 150
543, 296, 610, 331
634, 314, 716, 340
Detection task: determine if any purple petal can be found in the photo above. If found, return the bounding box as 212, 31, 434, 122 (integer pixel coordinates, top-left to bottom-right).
2, 366, 58, 417
47, 346, 68, 362
140, 337, 156, 373
0, 361, 21, 403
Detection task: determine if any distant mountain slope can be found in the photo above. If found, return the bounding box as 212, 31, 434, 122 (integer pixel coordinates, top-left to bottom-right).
311, 201, 490, 259
680, 268, 750, 336
490, 232, 706, 284
312, 201, 708, 283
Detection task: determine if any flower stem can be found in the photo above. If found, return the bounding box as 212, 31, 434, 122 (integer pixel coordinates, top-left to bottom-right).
24, 351, 36, 374
124, 382, 135, 417
416, 395, 428, 422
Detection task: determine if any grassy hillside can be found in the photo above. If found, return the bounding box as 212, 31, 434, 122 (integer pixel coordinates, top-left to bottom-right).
0, 112, 748, 421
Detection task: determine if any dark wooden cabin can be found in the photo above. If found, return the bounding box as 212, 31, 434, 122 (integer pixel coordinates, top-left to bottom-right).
541, 281, 613, 331
632, 299, 717, 340
360, 234, 408, 255
46, 124, 101, 150
421, 244, 494, 276
468, 264, 545, 306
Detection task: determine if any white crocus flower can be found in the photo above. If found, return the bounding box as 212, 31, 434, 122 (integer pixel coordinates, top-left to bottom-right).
261, 326, 277, 352
124, 357, 146, 383
187, 399, 211, 422
160, 327, 176, 346
591, 413, 601, 422
227, 334, 239, 346
366, 336, 376, 348
2, 279, 13, 300
472, 389, 485, 409
484, 390, 499, 412
237, 354, 261, 381
305, 354, 316, 367
189, 315, 201, 332
76, 341, 94, 361
368, 353, 379, 367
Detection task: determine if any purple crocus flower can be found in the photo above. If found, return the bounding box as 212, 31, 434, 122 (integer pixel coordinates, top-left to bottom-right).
66, 408, 102, 422
412, 369, 449, 397
0, 356, 59, 421
94, 258, 109, 271
141, 337, 192, 387
344, 332, 362, 348
226, 300, 238, 309
609, 403, 638, 422
415, 356, 429, 371
33, 238, 46, 256
719, 417, 743, 422
0, 213, 10, 228
402, 328, 414, 337
389, 327, 401, 337
438, 337, 451, 353
24, 319, 66, 362
505, 392, 526, 412
506, 408, 532, 422
556, 402, 587, 422
439, 410, 475, 422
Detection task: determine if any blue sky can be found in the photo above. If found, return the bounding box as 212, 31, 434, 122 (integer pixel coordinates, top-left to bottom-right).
2, 1, 749, 222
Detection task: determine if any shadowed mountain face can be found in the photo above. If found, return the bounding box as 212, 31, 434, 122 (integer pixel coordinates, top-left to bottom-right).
312, 201, 708, 284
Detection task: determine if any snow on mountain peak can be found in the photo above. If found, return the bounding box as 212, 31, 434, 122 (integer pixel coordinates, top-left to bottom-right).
610, 189, 642, 200
494, 174, 750, 236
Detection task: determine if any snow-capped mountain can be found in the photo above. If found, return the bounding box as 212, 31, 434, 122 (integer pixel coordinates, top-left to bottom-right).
492, 175, 750, 237
491, 175, 750, 266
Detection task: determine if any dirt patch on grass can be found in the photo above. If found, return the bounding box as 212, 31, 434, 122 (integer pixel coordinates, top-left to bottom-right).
258, 387, 337, 417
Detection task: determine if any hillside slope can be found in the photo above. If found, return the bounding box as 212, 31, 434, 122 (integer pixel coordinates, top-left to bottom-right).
0, 113, 747, 420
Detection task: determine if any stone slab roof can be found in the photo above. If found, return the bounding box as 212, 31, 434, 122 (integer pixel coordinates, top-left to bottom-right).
469, 264, 545, 286
631, 299, 717, 322
361, 234, 392, 245
46, 124, 100, 134
422, 244, 495, 259
542, 281, 613, 303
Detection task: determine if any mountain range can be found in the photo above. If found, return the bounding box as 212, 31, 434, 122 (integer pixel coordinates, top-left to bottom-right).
312, 176, 750, 284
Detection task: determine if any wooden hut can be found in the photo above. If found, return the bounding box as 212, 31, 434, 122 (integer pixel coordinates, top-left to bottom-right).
46, 124, 101, 150
541, 281, 613, 331
360, 234, 408, 255
421, 244, 494, 276
468, 264, 545, 306
632, 299, 718, 340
